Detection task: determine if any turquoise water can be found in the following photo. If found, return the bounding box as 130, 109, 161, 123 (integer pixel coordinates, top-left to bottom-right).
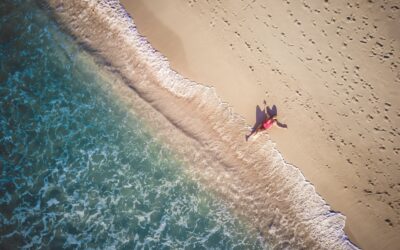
0, 1, 263, 249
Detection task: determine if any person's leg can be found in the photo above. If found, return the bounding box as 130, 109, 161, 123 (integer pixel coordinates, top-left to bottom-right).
246, 129, 257, 141
246, 124, 263, 141
246, 130, 255, 141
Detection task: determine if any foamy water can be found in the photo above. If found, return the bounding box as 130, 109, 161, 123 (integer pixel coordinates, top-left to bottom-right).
2, 0, 359, 248
42, 0, 360, 249
0, 1, 264, 248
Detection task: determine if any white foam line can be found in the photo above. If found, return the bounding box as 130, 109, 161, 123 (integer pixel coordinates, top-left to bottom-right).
43, 0, 359, 248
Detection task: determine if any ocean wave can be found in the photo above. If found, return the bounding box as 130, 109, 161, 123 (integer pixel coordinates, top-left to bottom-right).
41, 0, 359, 248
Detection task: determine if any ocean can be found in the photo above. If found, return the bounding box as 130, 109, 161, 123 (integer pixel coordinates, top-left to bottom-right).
1, 0, 358, 249
0, 0, 263, 248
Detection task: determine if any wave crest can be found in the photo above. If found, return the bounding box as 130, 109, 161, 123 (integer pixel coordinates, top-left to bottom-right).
43, 0, 358, 248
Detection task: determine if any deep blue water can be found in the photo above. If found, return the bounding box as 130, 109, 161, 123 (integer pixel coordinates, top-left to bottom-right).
0, 0, 263, 249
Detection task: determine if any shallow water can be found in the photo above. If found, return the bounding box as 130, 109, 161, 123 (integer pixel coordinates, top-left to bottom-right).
0, 1, 264, 248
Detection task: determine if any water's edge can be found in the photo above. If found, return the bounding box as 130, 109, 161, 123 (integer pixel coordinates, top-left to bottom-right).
41, 0, 358, 248
1, 1, 268, 248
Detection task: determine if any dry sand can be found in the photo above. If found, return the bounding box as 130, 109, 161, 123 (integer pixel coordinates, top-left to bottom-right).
120, 0, 400, 249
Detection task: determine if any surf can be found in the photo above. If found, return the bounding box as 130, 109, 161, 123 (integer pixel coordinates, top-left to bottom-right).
41, 0, 358, 248
0, 1, 264, 248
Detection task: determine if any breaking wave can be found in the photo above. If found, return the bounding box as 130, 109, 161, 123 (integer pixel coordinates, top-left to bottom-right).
42, 0, 358, 248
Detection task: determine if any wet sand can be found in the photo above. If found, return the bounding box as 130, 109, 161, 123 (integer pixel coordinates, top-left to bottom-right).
120, 1, 400, 249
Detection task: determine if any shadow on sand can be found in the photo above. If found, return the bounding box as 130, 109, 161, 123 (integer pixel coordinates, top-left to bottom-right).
249, 101, 287, 134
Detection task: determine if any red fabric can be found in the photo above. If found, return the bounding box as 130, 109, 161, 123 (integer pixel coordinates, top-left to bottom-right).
262, 118, 274, 130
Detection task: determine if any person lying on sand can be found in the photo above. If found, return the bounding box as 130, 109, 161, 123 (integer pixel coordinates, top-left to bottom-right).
245, 114, 286, 141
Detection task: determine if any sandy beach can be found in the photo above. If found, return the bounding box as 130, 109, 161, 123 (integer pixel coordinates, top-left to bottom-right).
120, 1, 400, 249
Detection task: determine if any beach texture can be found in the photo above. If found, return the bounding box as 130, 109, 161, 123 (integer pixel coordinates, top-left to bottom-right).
40, 0, 361, 248
120, 1, 400, 249
0, 1, 268, 248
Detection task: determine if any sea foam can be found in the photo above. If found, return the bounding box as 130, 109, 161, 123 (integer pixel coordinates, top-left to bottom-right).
42, 0, 359, 248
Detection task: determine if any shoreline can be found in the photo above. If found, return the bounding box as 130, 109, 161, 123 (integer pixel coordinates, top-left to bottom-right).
45, 0, 357, 248
120, 1, 400, 249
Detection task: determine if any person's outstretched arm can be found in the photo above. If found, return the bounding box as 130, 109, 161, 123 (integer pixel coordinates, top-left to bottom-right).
276, 120, 288, 128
